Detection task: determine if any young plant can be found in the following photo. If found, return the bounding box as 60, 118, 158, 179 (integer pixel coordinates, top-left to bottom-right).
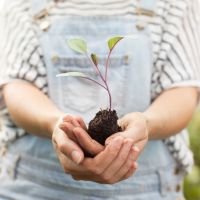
56, 36, 124, 110
57, 35, 136, 147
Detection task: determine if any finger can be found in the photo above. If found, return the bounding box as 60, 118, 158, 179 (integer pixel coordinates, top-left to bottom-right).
132, 144, 140, 152
63, 114, 74, 122
105, 132, 121, 145
57, 150, 92, 178
117, 118, 128, 130
73, 127, 104, 156
71, 118, 81, 127
64, 116, 81, 128
107, 126, 147, 147
132, 139, 147, 160
110, 148, 136, 183
54, 128, 84, 164
106, 137, 141, 162
71, 141, 136, 183
119, 129, 141, 143
101, 138, 133, 180
122, 162, 138, 181
59, 122, 77, 141
124, 120, 148, 142
63, 115, 87, 130
130, 145, 140, 161
81, 136, 123, 174
74, 116, 87, 131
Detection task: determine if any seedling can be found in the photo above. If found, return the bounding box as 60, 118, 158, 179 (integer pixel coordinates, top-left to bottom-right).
57, 36, 124, 110
57, 36, 136, 147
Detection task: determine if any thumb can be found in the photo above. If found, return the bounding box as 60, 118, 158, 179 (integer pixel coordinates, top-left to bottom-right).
73, 127, 104, 156
105, 132, 121, 146
105, 125, 144, 146
53, 128, 84, 164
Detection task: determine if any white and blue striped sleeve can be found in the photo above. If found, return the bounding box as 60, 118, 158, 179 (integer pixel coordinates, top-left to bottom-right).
152, 0, 200, 99
0, 0, 47, 96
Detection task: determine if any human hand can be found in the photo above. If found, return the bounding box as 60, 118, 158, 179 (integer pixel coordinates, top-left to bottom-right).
52, 114, 99, 181
54, 130, 138, 183
52, 114, 138, 184
59, 114, 104, 156
52, 114, 104, 165
77, 135, 138, 184
105, 112, 149, 161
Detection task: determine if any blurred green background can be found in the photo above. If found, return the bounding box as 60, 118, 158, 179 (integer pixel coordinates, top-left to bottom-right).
184, 108, 200, 200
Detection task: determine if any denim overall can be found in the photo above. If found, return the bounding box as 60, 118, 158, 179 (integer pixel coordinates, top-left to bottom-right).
0, 0, 185, 199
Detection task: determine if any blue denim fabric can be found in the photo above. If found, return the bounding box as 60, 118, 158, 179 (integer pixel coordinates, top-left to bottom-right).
0, 135, 184, 200
0, 0, 185, 199
43, 16, 152, 122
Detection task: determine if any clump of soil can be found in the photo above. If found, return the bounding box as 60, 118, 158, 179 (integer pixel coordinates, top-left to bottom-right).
88, 109, 122, 145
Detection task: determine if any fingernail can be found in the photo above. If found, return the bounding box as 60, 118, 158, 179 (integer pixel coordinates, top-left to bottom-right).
59, 125, 65, 131
132, 145, 139, 152
105, 139, 110, 146
114, 136, 123, 142
134, 162, 138, 169
71, 151, 82, 164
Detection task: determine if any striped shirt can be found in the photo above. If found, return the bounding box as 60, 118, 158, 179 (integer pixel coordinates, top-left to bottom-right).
0, 0, 200, 173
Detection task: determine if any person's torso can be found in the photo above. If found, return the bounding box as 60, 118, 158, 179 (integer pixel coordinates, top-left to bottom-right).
0, 1, 186, 199
6, 0, 183, 197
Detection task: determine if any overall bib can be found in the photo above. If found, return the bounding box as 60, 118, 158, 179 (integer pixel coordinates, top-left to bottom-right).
0, 0, 185, 199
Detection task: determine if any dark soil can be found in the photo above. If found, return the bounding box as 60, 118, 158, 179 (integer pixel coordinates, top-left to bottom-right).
88, 109, 122, 145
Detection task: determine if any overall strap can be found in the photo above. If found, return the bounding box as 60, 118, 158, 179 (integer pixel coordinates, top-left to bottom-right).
30, 0, 157, 17
30, 0, 48, 17
137, 0, 157, 17
30, 0, 157, 31
30, 0, 57, 31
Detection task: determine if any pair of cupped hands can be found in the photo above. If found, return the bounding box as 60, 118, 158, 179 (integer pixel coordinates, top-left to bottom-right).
52, 112, 149, 184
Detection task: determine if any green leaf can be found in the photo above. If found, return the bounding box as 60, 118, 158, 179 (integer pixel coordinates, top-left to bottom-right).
67, 38, 87, 54
91, 53, 98, 66
56, 72, 88, 78
108, 36, 124, 50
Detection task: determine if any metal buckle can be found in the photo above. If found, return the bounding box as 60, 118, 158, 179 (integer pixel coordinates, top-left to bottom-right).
136, 7, 156, 17
0, 146, 7, 156
33, 8, 49, 21
39, 19, 51, 31
136, 21, 147, 30
33, 8, 51, 31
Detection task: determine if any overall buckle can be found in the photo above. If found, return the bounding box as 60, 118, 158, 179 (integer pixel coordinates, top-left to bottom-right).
136, 7, 156, 17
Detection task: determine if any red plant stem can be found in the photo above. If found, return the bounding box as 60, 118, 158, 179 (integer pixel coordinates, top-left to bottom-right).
104, 49, 113, 110
86, 54, 99, 75
104, 81, 112, 110
104, 39, 124, 109
86, 53, 106, 83
81, 77, 107, 90
105, 38, 123, 81
86, 53, 112, 110
105, 50, 112, 82
83, 76, 112, 110
83, 76, 111, 109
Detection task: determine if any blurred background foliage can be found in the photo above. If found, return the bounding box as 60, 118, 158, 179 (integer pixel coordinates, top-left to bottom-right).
184, 108, 200, 200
